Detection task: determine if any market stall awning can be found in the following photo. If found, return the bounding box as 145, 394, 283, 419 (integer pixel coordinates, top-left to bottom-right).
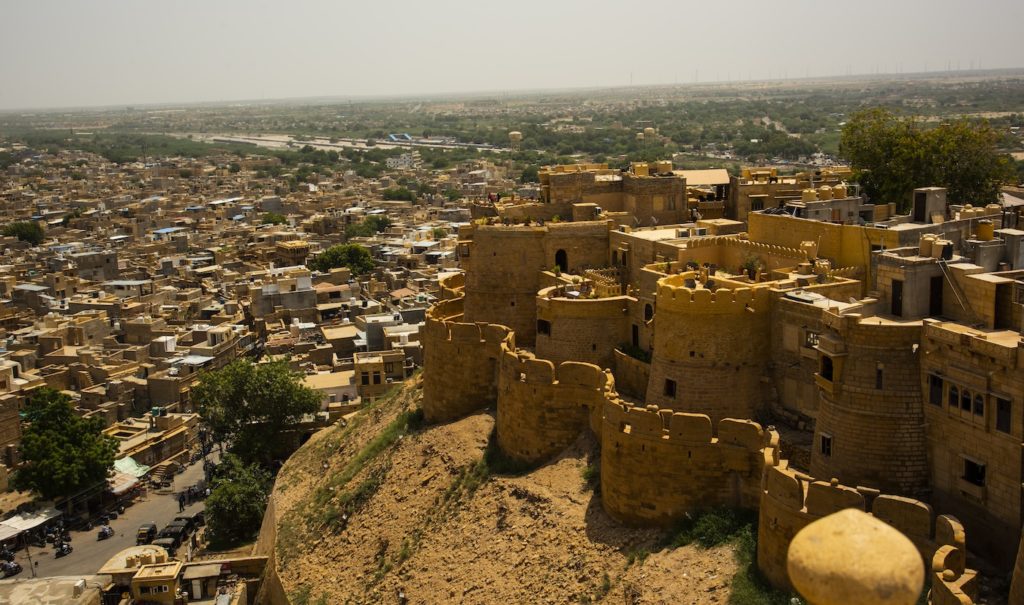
114, 456, 151, 478
0, 525, 21, 543
109, 471, 139, 496
0, 507, 61, 532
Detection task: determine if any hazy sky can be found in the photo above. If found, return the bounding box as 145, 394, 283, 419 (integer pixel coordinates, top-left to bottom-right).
2, 0, 1022, 110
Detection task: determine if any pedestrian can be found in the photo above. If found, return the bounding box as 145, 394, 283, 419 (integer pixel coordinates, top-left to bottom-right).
178, 492, 185, 512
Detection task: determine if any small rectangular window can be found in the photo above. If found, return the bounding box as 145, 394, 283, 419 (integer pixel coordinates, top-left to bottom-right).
361, 372, 369, 386
373, 372, 381, 385
820, 356, 834, 382
820, 434, 832, 457
928, 375, 943, 406
996, 398, 1012, 433
804, 331, 820, 349
750, 199, 765, 211
963, 458, 986, 487
537, 319, 551, 335
875, 364, 884, 390
664, 379, 677, 398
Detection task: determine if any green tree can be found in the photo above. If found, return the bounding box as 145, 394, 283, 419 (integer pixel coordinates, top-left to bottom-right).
192, 359, 321, 465
381, 187, 415, 202
261, 212, 287, 225
840, 108, 1013, 211
13, 388, 118, 501
344, 215, 392, 238
308, 243, 374, 274
3, 221, 45, 246
204, 454, 270, 548
520, 165, 540, 183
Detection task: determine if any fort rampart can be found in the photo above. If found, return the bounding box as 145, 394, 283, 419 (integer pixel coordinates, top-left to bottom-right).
421, 296, 512, 423
495, 348, 607, 465
601, 403, 773, 525
757, 460, 967, 591
645, 276, 773, 420
810, 312, 929, 494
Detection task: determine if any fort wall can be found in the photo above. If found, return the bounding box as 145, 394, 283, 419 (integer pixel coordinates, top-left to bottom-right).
495, 349, 607, 465
601, 403, 773, 525
421, 296, 512, 423
611, 349, 650, 401
462, 222, 611, 347
757, 461, 971, 593
810, 313, 929, 495
645, 275, 773, 420
534, 286, 633, 369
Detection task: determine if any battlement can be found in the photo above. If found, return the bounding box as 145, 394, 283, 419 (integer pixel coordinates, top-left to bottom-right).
655, 274, 772, 314
602, 401, 768, 452
682, 235, 809, 261
422, 292, 513, 423
495, 346, 609, 464
438, 272, 465, 298
758, 460, 973, 591
601, 400, 776, 525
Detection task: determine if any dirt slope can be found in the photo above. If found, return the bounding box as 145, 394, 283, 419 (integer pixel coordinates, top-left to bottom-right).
269, 378, 741, 604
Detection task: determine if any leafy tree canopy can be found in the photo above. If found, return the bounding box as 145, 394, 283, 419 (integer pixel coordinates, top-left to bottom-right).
261, 212, 287, 225
192, 359, 321, 465
381, 187, 415, 202
204, 454, 271, 548
308, 243, 374, 275
344, 214, 391, 239
840, 108, 1014, 211
13, 388, 118, 500
3, 221, 45, 246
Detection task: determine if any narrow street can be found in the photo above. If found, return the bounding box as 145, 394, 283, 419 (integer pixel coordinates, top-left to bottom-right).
11, 459, 210, 579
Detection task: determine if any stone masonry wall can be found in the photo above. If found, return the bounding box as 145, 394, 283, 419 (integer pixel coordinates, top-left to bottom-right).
810, 313, 929, 495
534, 288, 633, 369
757, 460, 971, 593
495, 349, 606, 465
645, 275, 773, 421
601, 402, 773, 525
421, 296, 511, 423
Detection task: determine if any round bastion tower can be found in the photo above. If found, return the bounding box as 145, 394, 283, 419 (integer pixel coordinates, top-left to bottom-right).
644, 274, 773, 421
809, 314, 928, 495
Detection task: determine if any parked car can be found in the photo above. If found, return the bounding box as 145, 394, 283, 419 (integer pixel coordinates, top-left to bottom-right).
172, 516, 195, 534
151, 537, 177, 556
136, 523, 157, 545
190, 511, 205, 528
157, 525, 186, 549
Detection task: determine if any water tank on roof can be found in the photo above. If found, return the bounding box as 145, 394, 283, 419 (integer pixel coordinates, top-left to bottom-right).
801, 189, 818, 203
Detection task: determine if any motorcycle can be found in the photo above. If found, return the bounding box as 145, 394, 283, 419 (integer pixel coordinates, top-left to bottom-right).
97, 525, 114, 541
1, 561, 21, 578
54, 541, 72, 558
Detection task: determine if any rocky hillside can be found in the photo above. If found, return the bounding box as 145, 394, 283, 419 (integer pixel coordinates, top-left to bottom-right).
263, 376, 779, 604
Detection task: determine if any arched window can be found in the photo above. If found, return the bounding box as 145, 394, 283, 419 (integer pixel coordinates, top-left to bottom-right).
644, 304, 654, 322
973, 394, 984, 417
949, 386, 959, 408
555, 249, 568, 273
961, 389, 972, 411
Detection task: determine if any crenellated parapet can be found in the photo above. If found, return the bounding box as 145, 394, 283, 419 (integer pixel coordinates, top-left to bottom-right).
495, 345, 610, 464
757, 459, 978, 597
654, 274, 773, 314
422, 293, 513, 423
646, 275, 774, 420
601, 401, 776, 525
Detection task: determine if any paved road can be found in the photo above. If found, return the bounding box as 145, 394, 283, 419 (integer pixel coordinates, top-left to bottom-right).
11, 460, 211, 579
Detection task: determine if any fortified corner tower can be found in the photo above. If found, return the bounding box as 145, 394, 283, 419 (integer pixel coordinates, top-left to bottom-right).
644, 274, 772, 421
809, 313, 928, 495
